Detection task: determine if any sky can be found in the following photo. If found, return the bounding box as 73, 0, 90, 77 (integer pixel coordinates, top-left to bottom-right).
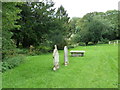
52, 0, 119, 18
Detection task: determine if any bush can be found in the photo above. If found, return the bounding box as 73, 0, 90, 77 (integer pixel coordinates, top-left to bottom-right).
88, 42, 94, 45
28, 51, 38, 56
28, 45, 52, 55
2, 50, 15, 59
37, 46, 52, 53
14, 49, 29, 54
2, 49, 29, 59
2, 55, 25, 72
68, 45, 75, 49
79, 42, 86, 46
99, 38, 109, 44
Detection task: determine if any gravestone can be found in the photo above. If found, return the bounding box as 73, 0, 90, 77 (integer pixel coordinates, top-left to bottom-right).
64, 46, 69, 66
109, 41, 111, 44
53, 45, 59, 71
117, 40, 118, 44
114, 42, 116, 46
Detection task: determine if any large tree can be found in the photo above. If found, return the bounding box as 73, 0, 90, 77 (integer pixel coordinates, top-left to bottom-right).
48, 5, 70, 49
103, 10, 119, 40
68, 17, 80, 36
2, 2, 22, 50
12, 1, 55, 48
73, 12, 112, 45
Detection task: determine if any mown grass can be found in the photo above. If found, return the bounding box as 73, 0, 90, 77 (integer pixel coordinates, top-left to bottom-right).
2, 44, 118, 88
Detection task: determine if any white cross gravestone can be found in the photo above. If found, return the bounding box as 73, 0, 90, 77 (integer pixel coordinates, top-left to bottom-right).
64, 46, 69, 66
53, 45, 59, 71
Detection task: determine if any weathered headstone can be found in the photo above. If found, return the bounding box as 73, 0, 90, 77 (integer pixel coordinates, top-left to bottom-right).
109, 41, 111, 44
114, 42, 116, 46
53, 45, 59, 71
64, 46, 69, 66
117, 40, 118, 44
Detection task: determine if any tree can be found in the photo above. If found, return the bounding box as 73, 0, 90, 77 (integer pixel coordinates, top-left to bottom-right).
0, 1, 2, 49
12, 1, 55, 48
11, 2, 70, 50
2, 2, 22, 50
74, 12, 112, 45
68, 17, 80, 36
48, 5, 70, 49
103, 10, 119, 40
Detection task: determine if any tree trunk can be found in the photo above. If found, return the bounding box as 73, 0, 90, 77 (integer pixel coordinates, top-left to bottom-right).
22, 37, 30, 48
85, 42, 88, 46
16, 39, 19, 48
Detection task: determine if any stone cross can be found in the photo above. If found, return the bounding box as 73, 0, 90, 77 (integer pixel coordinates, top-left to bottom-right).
64, 46, 69, 66
53, 45, 59, 71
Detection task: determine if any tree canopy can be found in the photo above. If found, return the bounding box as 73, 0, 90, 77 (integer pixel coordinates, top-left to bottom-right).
2, 2, 22, 50
2, 1, 119, 51
70, 10, 119, 45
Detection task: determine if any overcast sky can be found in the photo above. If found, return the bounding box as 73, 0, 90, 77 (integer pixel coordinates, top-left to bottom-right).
52, 0, 119, 18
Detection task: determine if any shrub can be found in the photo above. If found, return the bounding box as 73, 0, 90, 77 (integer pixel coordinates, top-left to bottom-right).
99, 38, 109, 44
88, 42, 94, 45
2, 50, 15, 59
14, 49, 29, 54
68, 45, 75, 49
28, 51, 38, 56
36, 46, 52, 53
2, 55, 25, 72
79, 42, 86, 46
2, 48, 29, 59
27, 45, 52, 56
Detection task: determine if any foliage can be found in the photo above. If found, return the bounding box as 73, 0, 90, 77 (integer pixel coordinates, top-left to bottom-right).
47, 5, 70, 49
99, 38, 109, 44
11, 2, 70, 50
2, 48, 28, 59
68, 17, 80, 35
103, 10, 119, 39
13, 2, 49, 47
35, 45, 52, 54
2, 2, 22, 50
3, 2, 118, 52
71, 11, 119, 45
14, 48, 29, 54
13, 2, 55, 48
2, 55, 25, 72
49, 31, 67, 49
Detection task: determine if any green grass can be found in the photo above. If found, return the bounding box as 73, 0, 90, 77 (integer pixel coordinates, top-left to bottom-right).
2, 44, 118, 88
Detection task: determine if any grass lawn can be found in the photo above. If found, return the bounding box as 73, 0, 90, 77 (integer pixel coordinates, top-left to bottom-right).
2, 44, 118, 88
